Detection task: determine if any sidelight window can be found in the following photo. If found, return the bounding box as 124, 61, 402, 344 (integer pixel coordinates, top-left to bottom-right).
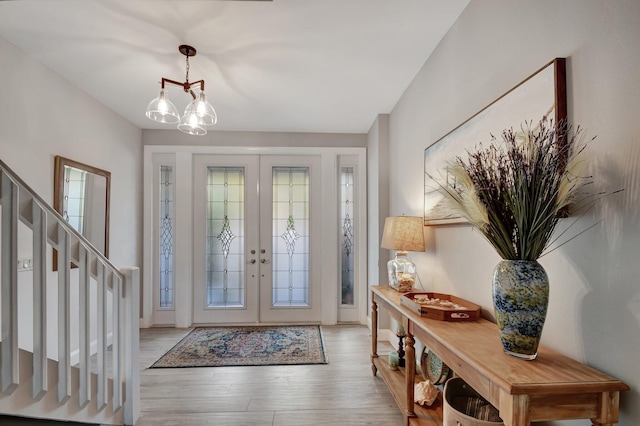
340, 167, 355, 306
159, 165, 174, 308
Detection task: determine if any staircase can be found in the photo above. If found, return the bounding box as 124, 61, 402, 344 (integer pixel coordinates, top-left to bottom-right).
0, 160, 139, 425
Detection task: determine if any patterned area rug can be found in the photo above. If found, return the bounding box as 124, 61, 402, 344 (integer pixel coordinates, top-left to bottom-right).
150, 325, 327, 368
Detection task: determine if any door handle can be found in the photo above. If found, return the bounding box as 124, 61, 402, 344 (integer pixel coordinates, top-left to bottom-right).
260, 258, 270, 264
247, 259, 256, 264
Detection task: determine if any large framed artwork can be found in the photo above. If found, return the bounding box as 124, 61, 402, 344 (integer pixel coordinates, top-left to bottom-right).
423, 58, 567, 225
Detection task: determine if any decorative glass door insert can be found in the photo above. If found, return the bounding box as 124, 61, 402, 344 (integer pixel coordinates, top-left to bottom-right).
159, 165, 174, 308
206, 167, 245, 307
272, 167, 310, 307
340, 166, 355, 306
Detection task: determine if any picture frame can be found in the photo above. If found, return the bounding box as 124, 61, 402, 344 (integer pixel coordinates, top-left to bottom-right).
423, 58, 567, 225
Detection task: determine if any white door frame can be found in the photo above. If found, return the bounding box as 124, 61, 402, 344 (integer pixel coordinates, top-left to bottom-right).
337, 155, 367, 323
142, 145, 367, 328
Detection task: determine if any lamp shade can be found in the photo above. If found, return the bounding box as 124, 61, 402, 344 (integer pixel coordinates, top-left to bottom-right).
193, 91, 217, 126
145, 89, 180, 124
177, 107, 207, 135
381, 216, 425, 252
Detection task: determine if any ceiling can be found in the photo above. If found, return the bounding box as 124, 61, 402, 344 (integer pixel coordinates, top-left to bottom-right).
0, 0, 469, 134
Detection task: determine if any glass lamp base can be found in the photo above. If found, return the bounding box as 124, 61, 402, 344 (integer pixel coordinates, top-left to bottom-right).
387, 252, 416, 292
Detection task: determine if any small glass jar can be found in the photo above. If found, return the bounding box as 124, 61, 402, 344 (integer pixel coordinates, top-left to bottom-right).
387, 251, 416, 292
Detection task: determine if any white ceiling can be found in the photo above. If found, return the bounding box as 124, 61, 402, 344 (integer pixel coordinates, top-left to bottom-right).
0, 0, 468, 134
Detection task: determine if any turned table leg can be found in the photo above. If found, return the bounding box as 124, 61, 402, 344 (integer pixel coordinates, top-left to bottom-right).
371, 297, 378, 376
405, 333, 416, 418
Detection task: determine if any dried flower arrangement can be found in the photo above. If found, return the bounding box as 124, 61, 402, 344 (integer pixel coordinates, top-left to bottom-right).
430, 117, 599, 261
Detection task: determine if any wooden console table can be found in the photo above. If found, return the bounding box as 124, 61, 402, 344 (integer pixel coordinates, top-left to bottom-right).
371, 286, 629, 426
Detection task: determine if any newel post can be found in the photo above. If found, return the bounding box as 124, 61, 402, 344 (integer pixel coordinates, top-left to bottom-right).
121, 267, 140, 426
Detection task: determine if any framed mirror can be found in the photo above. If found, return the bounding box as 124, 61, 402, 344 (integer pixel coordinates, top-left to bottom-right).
54, 156, 110, 267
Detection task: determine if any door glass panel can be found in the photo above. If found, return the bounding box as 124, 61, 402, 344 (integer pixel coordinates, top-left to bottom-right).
159, 165, 174, 308
206, 167, 245, 307
340, 167, 355, 306
272, 167, 309, 307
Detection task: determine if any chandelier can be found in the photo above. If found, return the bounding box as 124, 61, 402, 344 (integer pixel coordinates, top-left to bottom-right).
145, 45, 217, 135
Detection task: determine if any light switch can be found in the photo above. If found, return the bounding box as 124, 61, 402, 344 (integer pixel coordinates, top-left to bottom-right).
17, 258, 33, 271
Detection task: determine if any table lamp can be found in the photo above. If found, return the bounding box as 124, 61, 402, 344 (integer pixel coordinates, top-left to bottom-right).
381, 216, 425, 292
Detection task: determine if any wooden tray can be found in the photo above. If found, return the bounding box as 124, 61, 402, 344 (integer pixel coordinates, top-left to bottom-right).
400, 292, 481, 321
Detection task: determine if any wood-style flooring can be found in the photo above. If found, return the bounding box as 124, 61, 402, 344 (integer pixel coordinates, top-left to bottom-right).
136, 325, 403, 426
0, 325, 402, 425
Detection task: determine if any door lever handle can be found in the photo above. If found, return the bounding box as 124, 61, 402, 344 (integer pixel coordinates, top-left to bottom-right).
260, 258, 270, 264
247, 259, 256, 264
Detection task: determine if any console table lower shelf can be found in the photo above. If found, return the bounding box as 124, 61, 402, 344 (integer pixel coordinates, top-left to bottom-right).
372, 356, 443, 425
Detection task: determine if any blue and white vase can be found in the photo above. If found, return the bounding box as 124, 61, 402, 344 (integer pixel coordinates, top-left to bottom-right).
492, 260, 549, 360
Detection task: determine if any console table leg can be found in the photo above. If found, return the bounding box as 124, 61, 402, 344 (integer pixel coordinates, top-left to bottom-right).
405, 334, 416, 418
499, 391, 530, 426
371, 297, 378, 376
591, 391, 619, 426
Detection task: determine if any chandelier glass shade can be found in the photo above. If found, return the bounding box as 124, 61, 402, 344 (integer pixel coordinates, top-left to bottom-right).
145, 89, 180, 124
145, 45, 217, 135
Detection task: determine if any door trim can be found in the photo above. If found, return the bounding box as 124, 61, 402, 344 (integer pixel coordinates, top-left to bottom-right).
142, 145, 367, 328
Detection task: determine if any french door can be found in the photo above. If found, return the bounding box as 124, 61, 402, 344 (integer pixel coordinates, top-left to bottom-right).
192, 154, 322, 324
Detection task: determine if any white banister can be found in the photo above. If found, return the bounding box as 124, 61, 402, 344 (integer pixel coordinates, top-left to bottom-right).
32, 199, 48, 400
0, 171, 19, 394
0, 159, 139, 425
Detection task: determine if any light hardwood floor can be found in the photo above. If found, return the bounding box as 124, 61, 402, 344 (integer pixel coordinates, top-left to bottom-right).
135, 325, 403, 426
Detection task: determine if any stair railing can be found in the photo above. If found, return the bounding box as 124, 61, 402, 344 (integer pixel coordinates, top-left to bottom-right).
0, 159, 139, 425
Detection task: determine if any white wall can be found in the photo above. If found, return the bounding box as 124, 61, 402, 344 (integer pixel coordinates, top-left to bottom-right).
0, 36, 142, 359
387, 1, 640, 424
366, 114, 391, 289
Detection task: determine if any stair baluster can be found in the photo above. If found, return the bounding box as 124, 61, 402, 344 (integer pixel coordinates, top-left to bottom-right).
78, 245, 91, 407
56, 223, 71, 404
32, 199, 48, 400
0, 171, 19, 394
